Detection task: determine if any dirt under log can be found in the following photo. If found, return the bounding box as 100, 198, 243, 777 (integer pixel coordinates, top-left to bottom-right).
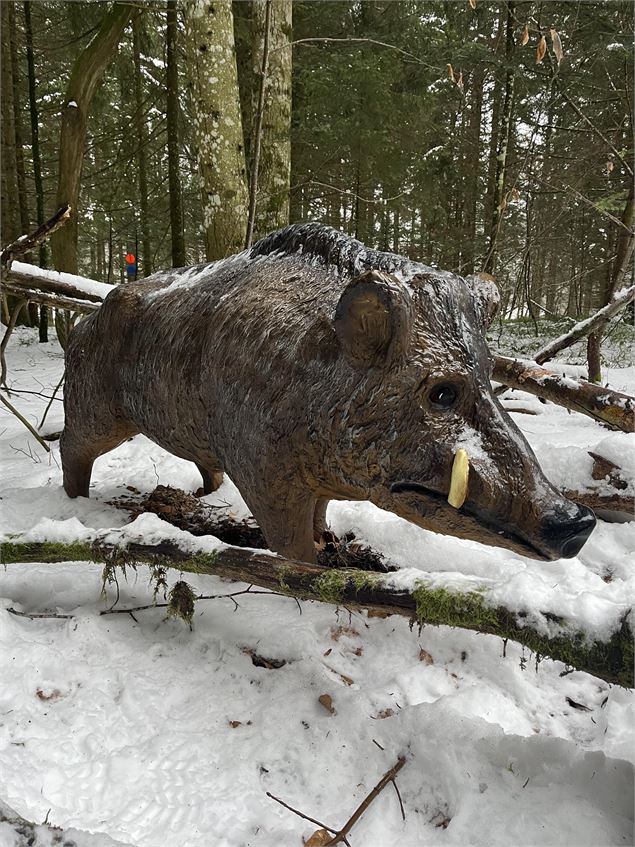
2, 537, 632, 688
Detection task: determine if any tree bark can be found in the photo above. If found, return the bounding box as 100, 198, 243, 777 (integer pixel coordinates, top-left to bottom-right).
132, 15, 151, 277
587, 182, 635, 383
483, 1, 515, 275
251, 0, 292, 238
50, 2, 135, 274
184, 0, 248, 260
493, 355, 634, 433
2, 538, 632, 687
166, 0, 186, 267
1, 4, 21, 249
23, 0, 49, 341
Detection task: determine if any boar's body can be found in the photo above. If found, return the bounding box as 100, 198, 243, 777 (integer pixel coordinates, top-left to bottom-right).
61, 223, 595, 563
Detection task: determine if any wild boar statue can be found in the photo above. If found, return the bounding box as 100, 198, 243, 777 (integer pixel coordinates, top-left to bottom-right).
61, 223, 596, 563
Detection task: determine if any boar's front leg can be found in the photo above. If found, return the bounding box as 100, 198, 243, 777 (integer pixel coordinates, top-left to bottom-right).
253, 491, 318, 563
313, 497, 330, 542
61, 418, 138, 498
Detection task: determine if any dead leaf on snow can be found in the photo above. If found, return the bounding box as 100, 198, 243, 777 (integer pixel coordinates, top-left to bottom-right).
419, 648, 434, 665
319, 693, 336, 715
304, 829, 332, 846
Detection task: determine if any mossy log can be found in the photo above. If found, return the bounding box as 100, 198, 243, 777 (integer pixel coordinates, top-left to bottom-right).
2, 539, 632, 688
492, 355, 635, 433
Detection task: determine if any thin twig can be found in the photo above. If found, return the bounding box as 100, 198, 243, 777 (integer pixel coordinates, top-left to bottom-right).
265, 792, 340, 839
0, 393, 51, 452
290, 37, 440, 72
99, 586, 291, 616
7, 607, 73, 620
39, 372, 65, 430
391, 778, 405, 822
1, 299, 27, 387
325, 756, 407, 844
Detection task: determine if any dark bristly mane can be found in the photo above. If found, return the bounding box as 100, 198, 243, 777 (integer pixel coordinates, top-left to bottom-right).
250, 222, 424, 279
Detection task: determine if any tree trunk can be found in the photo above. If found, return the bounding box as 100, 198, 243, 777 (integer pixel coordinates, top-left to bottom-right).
24, 0, 49, 341
50, 2, 134, 274
251, 0, 292, 237
587, 182, 635, 383
1, 2, 21, 247
166, 0, 186, 267
184, 0, 248, 260
3, 537, 632, 687
132, 15, 152, 277
462, 66, 485, 274
8, 2, 30, 240
483, 1, 515, 275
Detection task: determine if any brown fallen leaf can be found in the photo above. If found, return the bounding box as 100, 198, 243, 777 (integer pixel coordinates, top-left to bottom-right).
330, 625, 359, 641
229, 720, 242, 728
319, 693, 336, 715
521, 24, 529, 46
373, 708, 395, 720
36, 688, 62, 702
419, 648, 434, 664
304, 829, 332, 846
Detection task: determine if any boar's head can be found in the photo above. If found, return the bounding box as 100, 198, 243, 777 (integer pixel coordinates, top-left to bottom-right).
330, 268, 595, 561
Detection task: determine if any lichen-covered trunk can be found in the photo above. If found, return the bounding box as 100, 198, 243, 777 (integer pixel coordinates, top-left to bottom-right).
251, 0, 292, 237
184, 0, 248, 260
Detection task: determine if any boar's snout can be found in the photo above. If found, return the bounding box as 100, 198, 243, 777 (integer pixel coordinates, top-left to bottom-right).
540, 503, 596, 559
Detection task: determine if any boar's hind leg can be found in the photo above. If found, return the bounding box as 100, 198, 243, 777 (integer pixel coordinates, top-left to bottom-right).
196, 464, 224, 495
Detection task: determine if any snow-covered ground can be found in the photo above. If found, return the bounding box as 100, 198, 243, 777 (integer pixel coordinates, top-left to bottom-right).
0, 328, 633, 847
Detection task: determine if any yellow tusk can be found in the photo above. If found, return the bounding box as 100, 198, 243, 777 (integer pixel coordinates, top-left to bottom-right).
448, 448, 470, 509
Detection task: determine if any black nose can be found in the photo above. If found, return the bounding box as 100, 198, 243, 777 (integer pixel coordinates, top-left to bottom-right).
541, 505, 596, 559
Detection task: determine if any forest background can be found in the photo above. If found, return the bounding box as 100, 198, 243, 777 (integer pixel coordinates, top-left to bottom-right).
1, 0, 633, 373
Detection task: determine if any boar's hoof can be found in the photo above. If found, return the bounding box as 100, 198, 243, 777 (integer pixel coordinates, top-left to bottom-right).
542, 505, 596, 559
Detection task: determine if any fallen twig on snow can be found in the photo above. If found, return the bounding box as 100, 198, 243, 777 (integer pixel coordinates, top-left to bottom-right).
0, 393, 51, 452
2, 537, 632, 687
268, 755, 406, 845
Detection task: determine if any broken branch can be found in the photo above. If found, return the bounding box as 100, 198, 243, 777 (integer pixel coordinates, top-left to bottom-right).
0, 204, 71, 270
492, 355, 634, 433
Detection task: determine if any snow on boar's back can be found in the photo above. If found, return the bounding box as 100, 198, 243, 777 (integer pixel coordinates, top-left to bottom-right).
61, 223, 596, 563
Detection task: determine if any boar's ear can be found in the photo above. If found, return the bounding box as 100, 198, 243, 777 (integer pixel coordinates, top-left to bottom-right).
465, 272, 500, 328
335, 270, 413, 368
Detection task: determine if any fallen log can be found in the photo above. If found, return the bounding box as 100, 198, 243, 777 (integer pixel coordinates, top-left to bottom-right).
492, 355, 634, 433
1, 261, 111, 314
2, 536, 632, 687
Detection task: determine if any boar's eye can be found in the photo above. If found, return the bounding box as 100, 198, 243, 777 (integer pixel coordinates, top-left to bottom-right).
429, 383, 458, 410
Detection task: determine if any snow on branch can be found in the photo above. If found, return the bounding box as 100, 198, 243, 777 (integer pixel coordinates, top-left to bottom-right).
2, 526, 632, 687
